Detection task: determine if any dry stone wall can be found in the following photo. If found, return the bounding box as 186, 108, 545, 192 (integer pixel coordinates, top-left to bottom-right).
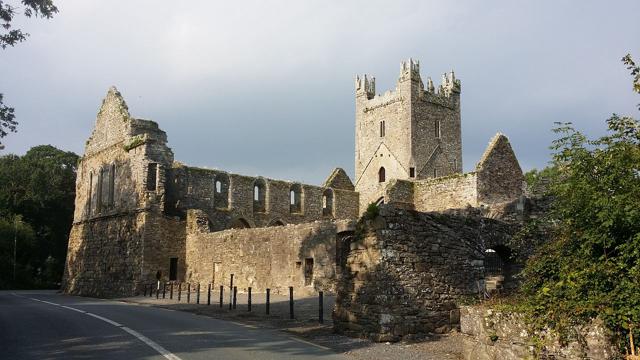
185, 209, 354, 296
460, 306, 618, 360
333, 205, 515, 342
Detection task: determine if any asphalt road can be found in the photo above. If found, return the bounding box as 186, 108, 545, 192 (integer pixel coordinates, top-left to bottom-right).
0, 290, 346, 360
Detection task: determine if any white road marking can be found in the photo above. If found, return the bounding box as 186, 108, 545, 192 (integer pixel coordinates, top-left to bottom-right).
21, 295, 183, 360
121, 326, 182, 360
288, 336, 331, 350
85, 312, 122, 327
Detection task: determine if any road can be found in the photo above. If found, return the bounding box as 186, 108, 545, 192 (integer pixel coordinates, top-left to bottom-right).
0, 290, 346, 360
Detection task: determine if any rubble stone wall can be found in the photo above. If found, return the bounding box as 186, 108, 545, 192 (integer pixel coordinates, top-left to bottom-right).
333, 205, 514, 342
185, 210, 354, 296
460, 306, 618, 360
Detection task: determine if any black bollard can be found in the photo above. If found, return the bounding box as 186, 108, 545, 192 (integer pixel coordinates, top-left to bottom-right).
219, 285, 224, 308
144, 284, 148, 297
248, 287, 252, 312
178, 282, 182, 302
289, 286, 294, 319
229, 274, 234, 310
233, 286, 237, 309
319, 291, 324, 324
170, 283, 174, 300
207, 283, 211, 305
162, 282, 166, 299
196, 283, 201, 304
266, 288, 270, 315
187, 283, 191, 303
156, 285, 159, 299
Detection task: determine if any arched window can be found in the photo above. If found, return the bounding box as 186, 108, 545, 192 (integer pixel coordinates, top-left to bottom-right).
253, 178, 266, 213
230, 218, 251, 229
213, 173, 229, 209
268, 219, 285, 227
378, 167, 386, 182
289, 184, 302, 213
322, 188, 334, 217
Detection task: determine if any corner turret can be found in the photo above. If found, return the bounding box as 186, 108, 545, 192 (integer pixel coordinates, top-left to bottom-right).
355, 74, 376, 100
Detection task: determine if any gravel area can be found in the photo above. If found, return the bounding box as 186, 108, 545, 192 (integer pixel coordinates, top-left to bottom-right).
121, 288, 462, 360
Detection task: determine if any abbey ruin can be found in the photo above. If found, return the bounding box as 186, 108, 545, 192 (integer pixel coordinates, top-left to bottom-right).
63, 59, 527, 340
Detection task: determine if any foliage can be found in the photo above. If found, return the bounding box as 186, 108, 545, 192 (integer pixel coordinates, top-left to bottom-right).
510, 56, 640, 350
622, 54, 640, 109
519, 116, 640, 343
0, 0, 58, 145
0, 145, 78, 289
523, 166, 558, 196
363, 202, 380, 221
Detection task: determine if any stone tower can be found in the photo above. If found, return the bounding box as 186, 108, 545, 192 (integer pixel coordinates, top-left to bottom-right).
354, 59, 463, 210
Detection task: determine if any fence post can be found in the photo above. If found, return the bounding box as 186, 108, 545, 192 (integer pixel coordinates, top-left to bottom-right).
196, 283, 201, 304
229, 274, 234, 310
233, 286, 237, 310
266, 288, 270, 315
178, 282, 182, 302
219, 285, 224, 308
207, 283, 211, 305
187, 283, 191, 303
162, 282, 166, 299
289, 286, 294, 319
319, 291, 324, 324
248, 287, 252, 312
170, 282, 174, 300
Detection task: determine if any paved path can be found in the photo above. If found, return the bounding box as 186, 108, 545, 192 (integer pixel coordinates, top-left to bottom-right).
0, 290, 346, 360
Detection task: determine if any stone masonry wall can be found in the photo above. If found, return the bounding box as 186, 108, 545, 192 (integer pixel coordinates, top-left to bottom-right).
460, 306, 618, 360
412, 172, 478, 212
333, 205, 514, 342
165, 165, 359, 231
354, 59, 462, 212
185, 210, 354, 296
64, 213, 145, 297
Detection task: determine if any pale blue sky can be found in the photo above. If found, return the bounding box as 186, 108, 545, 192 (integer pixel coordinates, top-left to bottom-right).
1, 0, 639, 184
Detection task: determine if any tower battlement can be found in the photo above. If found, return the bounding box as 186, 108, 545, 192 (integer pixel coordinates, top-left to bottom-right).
355, 74, 376, 100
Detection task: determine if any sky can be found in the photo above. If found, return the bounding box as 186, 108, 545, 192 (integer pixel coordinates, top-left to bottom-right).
1, 0, 639, 185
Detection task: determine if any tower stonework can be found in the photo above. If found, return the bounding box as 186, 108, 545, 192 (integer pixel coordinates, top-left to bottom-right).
354, 59, 462, 211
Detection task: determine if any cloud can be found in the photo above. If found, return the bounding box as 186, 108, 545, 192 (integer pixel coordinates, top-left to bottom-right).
1, 0, 639, 184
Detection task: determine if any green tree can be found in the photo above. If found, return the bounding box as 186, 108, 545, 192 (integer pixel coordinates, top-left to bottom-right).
519, 56, 640, 345
0, 145, 78, 288
0, 0, 58, 145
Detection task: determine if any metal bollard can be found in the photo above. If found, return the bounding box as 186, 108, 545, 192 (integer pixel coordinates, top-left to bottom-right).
178, 282, 182, 302
219, 285, 224, 308
248, 287, 252, 312
289, 286, 294, 319
207, 283, 211, 305
229, 274, 234, 310
162, 282, 166, 299
187, 283, 191, 303
266, 288, 270, 315
156, 285, 159, 299
233, 286, 237, 309
170, 282, 174, 300
319, 291, 324, 324
144, 284, 148, 297
196, 283, 201, 304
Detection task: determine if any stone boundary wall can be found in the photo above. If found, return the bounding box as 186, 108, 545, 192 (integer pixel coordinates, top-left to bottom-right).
412, 172, 478, 211
333, 205, 514, 342
185, 210, 354, 296
460, 306, 618, 360
166, 165, 359, 231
